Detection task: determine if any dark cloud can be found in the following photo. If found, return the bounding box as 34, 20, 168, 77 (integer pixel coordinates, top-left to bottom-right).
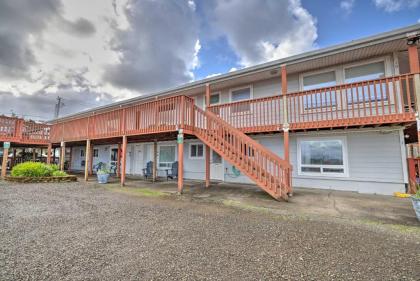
0, 87, 115, 121
60, 17, 96, 37
0, 0, 62, 78
210, 0, 317, 66
103, 0, 200, 93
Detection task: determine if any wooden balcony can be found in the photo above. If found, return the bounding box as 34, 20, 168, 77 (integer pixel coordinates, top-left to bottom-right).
0, 116, 50, 145
50, 95, 196, 143
208, 73, 417, 133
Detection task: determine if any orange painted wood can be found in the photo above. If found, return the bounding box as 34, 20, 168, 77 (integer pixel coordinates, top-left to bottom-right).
178, 140, 184, 193
208, 73, 417, 133
408, 45, 420, 73
1, 147, 8, 178
193, 105, 291, 200
121, 135, 127, 186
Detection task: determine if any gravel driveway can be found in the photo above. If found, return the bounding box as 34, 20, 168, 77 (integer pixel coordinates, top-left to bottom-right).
1, 181, 419, 280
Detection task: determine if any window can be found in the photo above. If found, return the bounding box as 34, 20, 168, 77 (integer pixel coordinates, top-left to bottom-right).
298, 137, 347, 177
303, 71, 336, 91
344, 61, 386, 103
302, 71, 337, 109
190, 143, 204, 159
159, 145, 175, 168
80, 149, 85, 157
209, 93, 220, 105
230, 86, 252, 113
93, 149, 99, 158
231, 87, 251, 102
111, 148, 118, 162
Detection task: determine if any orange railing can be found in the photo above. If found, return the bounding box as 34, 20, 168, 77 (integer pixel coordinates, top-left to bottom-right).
50, 95, 195, 142
208, 73, 417, 132
407, 143, 420, 194
193, 105, 292, 200
0, 116, 50, 144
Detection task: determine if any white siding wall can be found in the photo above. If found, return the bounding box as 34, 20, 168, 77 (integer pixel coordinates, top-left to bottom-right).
223, 128, 406, 195
69, 128, 406, 195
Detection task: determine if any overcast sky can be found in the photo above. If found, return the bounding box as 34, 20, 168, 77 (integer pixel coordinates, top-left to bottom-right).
0, 0, 419, 120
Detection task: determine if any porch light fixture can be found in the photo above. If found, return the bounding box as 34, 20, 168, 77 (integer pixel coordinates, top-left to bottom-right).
406, 32, 420, 45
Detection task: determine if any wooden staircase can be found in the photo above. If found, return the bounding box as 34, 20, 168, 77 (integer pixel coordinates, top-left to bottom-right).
193, 105, 292, 201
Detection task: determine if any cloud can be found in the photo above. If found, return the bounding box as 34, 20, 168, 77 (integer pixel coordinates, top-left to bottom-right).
211, 0, 317, 67
373, 0, 420, 12
340, 0, 355, 14
103, 0, 200, 93
59, 17, 96, 37
0, 0, 62, 79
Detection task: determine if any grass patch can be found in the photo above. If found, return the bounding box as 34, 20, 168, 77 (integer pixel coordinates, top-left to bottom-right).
104, 185, 168, 198
222, 199, 272, 213
358, 219, 420, 236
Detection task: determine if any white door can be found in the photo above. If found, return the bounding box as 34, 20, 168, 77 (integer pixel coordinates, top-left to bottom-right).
134, 144, 144, 175
210, 150, 224, 181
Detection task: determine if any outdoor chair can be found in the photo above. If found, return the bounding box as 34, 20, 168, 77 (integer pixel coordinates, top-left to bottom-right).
143, 161, 153, 179
166, 161, 178, 180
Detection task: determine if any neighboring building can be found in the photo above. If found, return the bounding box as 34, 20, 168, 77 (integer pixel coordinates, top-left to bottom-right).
2, 24, 420, 200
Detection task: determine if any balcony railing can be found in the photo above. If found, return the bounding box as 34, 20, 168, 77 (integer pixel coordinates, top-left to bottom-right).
0, 116, 50, 144
208, 73, 417, 132
50, 95, 195, 143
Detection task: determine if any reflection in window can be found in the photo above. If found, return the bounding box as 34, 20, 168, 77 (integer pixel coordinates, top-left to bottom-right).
345, 61, 386, 103
190, 144, 204, 158
303, 71, 337, 109
299, 139, 346, 176
231, 87, 251, 113
159, 145, 175, 168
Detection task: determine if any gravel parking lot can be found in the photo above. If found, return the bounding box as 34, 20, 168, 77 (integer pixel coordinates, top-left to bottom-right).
1, 181, 419, 280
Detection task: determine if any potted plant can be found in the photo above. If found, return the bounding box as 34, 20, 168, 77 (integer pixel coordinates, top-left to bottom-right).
96, 162, 111, 184
411, 187, 420, 221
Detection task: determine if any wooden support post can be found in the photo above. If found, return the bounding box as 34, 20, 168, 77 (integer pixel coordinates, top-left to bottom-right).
32, 149, 36, 161
178, 136, 184, 193
1, 147, 8, 178
409, 44, 420, 141
53, 148, 56, 164
408, 44, 419, 73
205, 83, 211, 187
47, 144, 52, 164
84, 140, 91, 181
117, 143, 121, 178
205, 146, 210, 188
68, 147, 72, 171
153, 140, 157, 182
121, 136, 127, 186
60, 142, 65, 171
281, 65, 290, 162
89, 145, 93, 175
11, 148, 16, 168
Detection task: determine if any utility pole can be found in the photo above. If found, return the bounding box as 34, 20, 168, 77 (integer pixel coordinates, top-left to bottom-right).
54, 96, 65, 118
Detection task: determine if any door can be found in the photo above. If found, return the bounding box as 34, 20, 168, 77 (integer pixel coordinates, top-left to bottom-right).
210, 150, 224, 181
110, 147, 118, 173
134, 144, 144, 175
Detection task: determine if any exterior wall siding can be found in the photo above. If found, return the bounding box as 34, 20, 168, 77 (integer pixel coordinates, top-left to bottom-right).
69, 128, 406, 195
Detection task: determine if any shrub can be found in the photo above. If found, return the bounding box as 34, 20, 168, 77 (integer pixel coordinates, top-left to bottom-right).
11, 162, 52, 177
52, 170, 68, 177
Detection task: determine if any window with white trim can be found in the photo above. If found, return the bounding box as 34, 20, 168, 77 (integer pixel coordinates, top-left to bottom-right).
344, 61, 386, 103
302, 71, 337, 109
189, 143, 204, 159
159, 145, 175, 168
80, 149, 85, 157
209, 93, 220, 105
298, 138, 347, 177
230, 86, 251, 113
231, 87, 251, 101
93, 149, 99, 158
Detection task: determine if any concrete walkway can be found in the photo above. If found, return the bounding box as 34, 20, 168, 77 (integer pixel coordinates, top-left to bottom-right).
85, 175, 419, 227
